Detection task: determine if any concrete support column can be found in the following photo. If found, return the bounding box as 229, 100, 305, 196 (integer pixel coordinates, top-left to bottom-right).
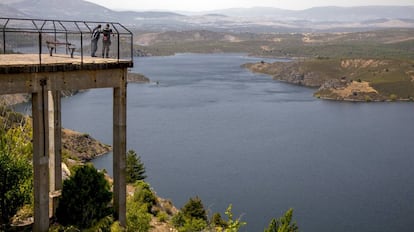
32, 80, 50, 232
113, 69, 127, 226
48, 91, 62, 218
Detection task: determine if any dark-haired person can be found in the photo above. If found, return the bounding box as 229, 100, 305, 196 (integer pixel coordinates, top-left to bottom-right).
91, 24, 101, 57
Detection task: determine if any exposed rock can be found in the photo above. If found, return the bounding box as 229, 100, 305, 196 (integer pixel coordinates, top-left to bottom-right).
242, 61, 325, 87
0, 93, 30, 106
340, 59, 389, 69
62, 162, 71, 180
128, 72, 150, 83
317, 80, 384, 101
62, 128, 111, 162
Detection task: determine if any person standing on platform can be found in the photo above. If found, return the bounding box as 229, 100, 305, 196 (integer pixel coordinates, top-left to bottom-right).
102, 24, 113, 58
91, 24, 101, 57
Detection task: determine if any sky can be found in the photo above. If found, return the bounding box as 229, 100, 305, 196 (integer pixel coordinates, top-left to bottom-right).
84, 0, 414, 12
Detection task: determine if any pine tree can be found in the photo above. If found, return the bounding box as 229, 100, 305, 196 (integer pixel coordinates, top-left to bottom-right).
126, 150, 146, 183
181, 196, 207, 221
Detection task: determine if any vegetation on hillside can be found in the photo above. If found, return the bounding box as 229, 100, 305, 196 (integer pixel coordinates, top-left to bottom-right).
0, 122, 32, 227
134, 29, 414, 59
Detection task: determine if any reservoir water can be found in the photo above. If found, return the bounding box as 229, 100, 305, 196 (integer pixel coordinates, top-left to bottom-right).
39, 54, 414, 231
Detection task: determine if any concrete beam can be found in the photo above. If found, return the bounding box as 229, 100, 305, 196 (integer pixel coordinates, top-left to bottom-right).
113, 69, 127, 226
32, 80, 50, 232
0, 69, 125, 94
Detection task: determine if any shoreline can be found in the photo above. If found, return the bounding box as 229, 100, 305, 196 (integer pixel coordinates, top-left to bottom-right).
242, 58, 414, 103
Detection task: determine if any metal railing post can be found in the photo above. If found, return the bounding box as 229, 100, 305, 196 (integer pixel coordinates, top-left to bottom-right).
39, 32, 42, 65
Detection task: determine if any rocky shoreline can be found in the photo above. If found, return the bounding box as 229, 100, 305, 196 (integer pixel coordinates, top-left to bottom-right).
243, 58, 414, 102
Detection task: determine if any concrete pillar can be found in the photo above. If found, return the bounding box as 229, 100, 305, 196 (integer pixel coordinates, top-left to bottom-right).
113, 69, 127, 226
48, 91, 62, 218
32, 80, 50, 232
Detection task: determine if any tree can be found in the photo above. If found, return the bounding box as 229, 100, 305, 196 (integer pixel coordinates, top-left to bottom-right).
0, 125, 32, 225
223, 204, 246, 232
172, 196, 208, 232
126, 150, 146, 183
56, 164, 112, 229
181, 196, 207, 222
264, 208, 298, 232
212, 212, 227, 228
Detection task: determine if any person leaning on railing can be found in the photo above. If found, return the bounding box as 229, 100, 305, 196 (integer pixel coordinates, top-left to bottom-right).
91, 24, 101, 57
101, 24, 113, 58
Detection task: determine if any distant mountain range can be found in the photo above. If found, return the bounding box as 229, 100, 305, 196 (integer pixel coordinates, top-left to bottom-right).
210, 6, 414, 22
1, 0, 414, 32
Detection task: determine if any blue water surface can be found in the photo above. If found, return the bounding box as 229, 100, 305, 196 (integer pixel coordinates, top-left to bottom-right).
59, 53, 414, 232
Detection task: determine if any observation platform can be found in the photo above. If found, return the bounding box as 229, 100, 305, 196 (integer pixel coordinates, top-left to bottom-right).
0, 17, 133, 232
0, 54, 132, 93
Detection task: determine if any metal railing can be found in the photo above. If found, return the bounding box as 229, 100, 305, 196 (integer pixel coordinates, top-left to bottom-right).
0, 17, 133, 65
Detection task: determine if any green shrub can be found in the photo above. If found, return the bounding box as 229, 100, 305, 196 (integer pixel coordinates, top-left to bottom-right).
223, 204, 246, 232
110, 221, 125, 232
56, 164, 112, 229
126, 198, 151, 232
172, 211, 186, 228
157, 211, 169, 223
264, 208, 298, 232
132, 181, 157, 213
0, 125, 32, 225
179, 218, 207, 232
84, 216, 114, 232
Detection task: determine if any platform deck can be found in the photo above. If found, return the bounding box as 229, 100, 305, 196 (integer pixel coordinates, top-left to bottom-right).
0, 54, 132, 74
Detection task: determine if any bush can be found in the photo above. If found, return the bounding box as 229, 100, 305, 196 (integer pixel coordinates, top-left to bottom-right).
389, 94, 398, 101
157, 211, 169, 223
0, 125, 32, 225
83, 216, 114, 232
223, 204, 246, 232
132, 181, 157, 214
264, 208, 298, 232
56, 164, 112, 229
126, 199, 151, 232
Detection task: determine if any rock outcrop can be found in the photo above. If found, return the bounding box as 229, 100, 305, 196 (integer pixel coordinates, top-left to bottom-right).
243, 58, 414, 101
62, 128, 111, 162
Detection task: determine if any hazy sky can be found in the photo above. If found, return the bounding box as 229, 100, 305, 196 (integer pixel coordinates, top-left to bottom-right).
85, 0, 414, 11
